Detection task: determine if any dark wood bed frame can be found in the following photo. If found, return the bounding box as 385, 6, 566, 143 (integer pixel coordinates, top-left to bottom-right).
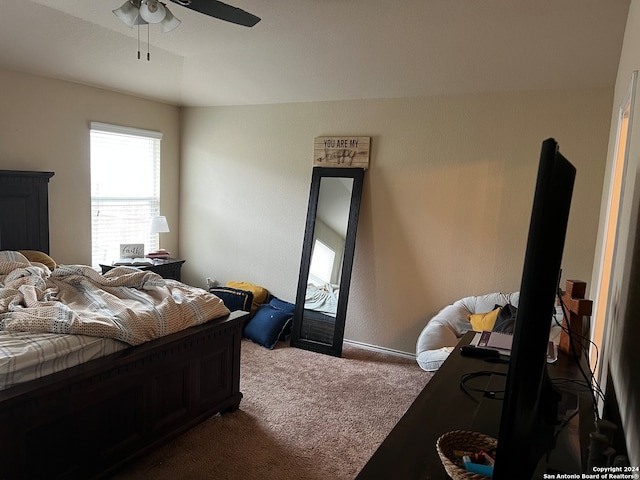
0, 170, 249, 479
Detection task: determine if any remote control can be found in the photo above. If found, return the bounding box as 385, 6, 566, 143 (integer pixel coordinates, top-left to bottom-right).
460, 345, 500, 358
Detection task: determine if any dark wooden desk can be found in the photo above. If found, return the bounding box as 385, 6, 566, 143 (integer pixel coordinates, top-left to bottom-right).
356, 332, 592, 479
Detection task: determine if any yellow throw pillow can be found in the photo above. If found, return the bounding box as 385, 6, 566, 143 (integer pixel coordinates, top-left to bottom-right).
225, 281, 269, 315
18, 250, 57, 270
468, 307, 501, 332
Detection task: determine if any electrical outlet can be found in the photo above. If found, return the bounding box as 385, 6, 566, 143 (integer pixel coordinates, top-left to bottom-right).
206, 277, 217, 289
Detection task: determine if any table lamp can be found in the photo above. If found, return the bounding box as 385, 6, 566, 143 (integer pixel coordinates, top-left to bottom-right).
149, 215, 170, 257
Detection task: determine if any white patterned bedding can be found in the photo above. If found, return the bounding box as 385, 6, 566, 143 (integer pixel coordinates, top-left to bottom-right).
0, 331, 127, 390
0, 250, 230, 391
304, 282, 339, 316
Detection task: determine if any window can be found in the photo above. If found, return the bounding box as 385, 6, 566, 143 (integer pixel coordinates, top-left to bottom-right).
309, 239, 336, 285
90, 122, 163, 268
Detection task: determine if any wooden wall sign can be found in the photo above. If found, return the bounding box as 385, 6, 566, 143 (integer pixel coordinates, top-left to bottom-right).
314, 136, 370, 169
120, 243, 144, 258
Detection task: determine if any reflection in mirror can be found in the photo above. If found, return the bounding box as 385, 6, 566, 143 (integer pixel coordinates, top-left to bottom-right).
291, 167, 365, 357
304, 177, 352, 340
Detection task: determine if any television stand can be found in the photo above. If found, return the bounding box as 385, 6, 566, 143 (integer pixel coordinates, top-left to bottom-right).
356, 332, 594, 479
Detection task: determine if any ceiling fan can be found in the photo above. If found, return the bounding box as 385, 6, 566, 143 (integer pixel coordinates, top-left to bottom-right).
113, 0, 261, 33
169, 0, 261, 27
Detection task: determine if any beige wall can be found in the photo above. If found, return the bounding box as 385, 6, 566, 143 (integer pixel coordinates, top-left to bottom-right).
180, 88, 613, 354
0, 67, 613, 358
0, 60, 625, 452
0, 69, 181, 265
592, 0, 640, 465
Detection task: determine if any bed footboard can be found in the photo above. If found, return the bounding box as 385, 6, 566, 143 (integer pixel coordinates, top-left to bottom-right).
0, 310, 248, 480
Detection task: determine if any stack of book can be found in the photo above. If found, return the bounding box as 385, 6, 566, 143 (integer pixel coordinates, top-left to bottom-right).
146, 249, 171, 260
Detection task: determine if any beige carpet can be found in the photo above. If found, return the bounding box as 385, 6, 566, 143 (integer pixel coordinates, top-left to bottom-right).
111, 339, 433, 480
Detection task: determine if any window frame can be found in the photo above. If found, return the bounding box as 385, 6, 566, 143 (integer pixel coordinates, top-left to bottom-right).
89, 122, 163, 268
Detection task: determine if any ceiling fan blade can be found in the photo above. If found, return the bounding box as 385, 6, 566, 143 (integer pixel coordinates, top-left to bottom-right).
169, 0, 261, 27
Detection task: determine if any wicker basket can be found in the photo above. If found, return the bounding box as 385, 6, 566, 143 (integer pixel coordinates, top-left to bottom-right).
436, 430, 498, 480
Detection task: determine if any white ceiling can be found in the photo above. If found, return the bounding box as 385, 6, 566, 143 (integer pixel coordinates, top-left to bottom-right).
0, 0, 631, 107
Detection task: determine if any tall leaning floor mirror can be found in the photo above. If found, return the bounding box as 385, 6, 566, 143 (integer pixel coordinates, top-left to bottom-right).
290, 167, 365, 356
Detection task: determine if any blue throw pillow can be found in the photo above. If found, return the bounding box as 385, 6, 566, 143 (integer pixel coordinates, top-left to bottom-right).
268, 296, 295, 314
243, 304, 293, 349
209, 286, 254, 313
268, 297, 295, 340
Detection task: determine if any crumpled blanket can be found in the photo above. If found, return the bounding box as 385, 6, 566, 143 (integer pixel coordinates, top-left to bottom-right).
304, 282, 339, 317
0, 251, 230, 345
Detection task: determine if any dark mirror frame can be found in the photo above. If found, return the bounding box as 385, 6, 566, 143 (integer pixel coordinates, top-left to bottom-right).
290, 166, 365, 357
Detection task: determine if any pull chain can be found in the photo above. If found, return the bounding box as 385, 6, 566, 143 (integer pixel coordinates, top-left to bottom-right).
136, 23, 151, 61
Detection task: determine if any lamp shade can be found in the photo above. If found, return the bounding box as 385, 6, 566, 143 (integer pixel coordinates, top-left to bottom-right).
139, 1, 167, 24
150, 215, 170, 234
113, 0, 179, 33
113, 0, 141, 27
134, 14, 149, 26
161, 7, 181, 32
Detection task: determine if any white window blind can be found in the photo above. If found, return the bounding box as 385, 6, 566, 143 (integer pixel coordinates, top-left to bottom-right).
309, 239, 336, 285
90, 122, 163, 268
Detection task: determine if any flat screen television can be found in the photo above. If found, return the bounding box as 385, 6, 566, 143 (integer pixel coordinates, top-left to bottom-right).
492, 138, 576, 479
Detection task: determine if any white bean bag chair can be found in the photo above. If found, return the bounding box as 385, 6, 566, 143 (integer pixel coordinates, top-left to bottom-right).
416, 291, 565, 371
416, 292, 520, 371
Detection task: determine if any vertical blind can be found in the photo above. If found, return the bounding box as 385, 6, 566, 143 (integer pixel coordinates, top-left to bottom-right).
90, 122, 163, 268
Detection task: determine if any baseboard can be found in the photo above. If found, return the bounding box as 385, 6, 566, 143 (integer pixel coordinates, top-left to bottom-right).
344, 339, 415, 359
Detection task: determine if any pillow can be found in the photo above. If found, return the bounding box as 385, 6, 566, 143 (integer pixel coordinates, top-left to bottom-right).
467, 306, 501, 332
209, 286, 254, 313
493, 303, 518, 334
0, 251, 30, 263
268, 296, 296, 340
18, 250, 57, 270
268, 296, 295, 314
226, 281, 269, 315
243, 304, 293, 349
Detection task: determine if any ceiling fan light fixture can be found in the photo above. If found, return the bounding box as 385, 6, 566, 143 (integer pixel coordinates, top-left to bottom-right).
161, 7, 181, 33
134, 14, 149, 26
113, 0, 142, 28
139, 1, 167, 24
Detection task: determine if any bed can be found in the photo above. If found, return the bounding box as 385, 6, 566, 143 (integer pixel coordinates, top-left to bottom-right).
300, 282, 338, 343
0, 170, 249, 479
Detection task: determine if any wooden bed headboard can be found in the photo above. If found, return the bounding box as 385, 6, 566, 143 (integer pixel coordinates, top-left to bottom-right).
0, 170, 54, 254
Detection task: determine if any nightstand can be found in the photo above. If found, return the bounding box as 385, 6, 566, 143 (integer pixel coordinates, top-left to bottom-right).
100, 258, 186, 282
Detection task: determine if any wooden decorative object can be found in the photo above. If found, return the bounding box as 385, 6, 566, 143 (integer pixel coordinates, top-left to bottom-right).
313, 136, 370, 169
559, 280, 593, 357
